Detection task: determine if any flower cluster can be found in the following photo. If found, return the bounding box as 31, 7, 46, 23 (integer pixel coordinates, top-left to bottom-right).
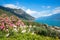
0, 14, 25, 31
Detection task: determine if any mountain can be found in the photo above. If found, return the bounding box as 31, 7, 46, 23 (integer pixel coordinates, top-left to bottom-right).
0, 6, 35, 20
36, 13, 60, 20
35, 13, 60, 26
48, 13, 60, 20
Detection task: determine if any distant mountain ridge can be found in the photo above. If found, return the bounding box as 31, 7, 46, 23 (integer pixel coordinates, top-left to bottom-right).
35, 13, 60, 26
0, 6, 35, 20
36, 13, 60, 20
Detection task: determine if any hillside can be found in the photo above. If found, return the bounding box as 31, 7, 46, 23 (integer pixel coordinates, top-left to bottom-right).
0, 14, 60, 40
0, 6, 35, 20
0, 33, 59, 40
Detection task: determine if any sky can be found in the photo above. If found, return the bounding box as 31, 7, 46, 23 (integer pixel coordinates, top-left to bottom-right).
0, 0, 60, 18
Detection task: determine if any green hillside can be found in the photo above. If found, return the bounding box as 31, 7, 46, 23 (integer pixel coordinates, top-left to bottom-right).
0, 6, 60, 40
0, 13, 60, 40
0, 6, 35, 20
0, 32, 59, 40
0, 9, 14, 17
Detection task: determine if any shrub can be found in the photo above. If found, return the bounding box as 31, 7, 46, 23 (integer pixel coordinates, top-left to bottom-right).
0, 32, 59, 40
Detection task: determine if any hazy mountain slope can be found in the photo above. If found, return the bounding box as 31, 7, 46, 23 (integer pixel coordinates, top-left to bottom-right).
0, 8, 14, 17
0, 6, 35, 20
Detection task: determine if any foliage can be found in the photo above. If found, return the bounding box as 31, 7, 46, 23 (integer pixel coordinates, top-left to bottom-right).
0, 31, 59, 40
0, 13, 60, 40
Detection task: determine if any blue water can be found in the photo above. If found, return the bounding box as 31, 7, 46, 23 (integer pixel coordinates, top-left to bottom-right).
35, 19, 60, 27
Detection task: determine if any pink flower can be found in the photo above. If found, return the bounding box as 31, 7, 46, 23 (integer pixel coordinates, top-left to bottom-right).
0, 26, 5, 30
0, 14, 25, 31
0, 22, 5, 30
21, 22, 25, 26
9, 23, 14, 27
15, 20, 21, 26
16, 22, 20, 26
1, 22, 4, 26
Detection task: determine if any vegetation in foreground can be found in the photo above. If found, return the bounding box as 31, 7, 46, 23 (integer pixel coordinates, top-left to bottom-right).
0, 14, 60, 40
0, 32, 59, 40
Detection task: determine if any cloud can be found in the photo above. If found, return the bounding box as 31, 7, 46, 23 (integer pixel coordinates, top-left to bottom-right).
3, 4, 60, 18
26, 7, 60, 18
26, 9, 38, 14
47, 6, 51, 8
52, 7, 60, 14
3, 4, 21, 9
26, 9, 51, 18
3, 4, 27, 11
42, 6, 51, 9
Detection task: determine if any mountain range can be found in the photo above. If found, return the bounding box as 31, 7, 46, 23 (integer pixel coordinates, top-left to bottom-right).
0, 6, 35, 20
35, 13, 60, 26
36, 13, 60, 20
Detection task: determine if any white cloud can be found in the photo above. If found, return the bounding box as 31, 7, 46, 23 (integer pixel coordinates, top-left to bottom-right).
42, 6, 51, 9
3, 4, 21, 9
3, 4, 27, 11
3, 4, 60, 18
26, 9, 51, 18
52, 7, 60, 14
26, 9, 38, 14
47, 6, 51, 8
26, 7, 60, 18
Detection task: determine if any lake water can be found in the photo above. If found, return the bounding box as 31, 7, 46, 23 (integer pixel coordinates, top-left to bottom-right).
35, 19, 60, 27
